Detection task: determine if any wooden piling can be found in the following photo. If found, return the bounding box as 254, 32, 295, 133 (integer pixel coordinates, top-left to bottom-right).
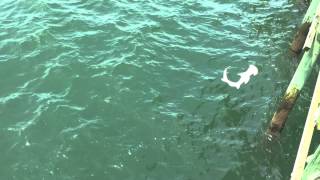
291, 0, 320, 53
268, 29, 320, 136
303, 3, 320, 50
291, 71, 320, 180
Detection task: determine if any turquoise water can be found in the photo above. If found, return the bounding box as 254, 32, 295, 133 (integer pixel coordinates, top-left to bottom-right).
0, 0, 316, 179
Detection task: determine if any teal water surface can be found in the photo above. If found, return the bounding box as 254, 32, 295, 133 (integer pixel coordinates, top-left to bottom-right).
0, 0, 315, 179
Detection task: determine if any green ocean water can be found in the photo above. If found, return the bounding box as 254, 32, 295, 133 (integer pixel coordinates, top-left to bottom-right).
0, 0, 318, 179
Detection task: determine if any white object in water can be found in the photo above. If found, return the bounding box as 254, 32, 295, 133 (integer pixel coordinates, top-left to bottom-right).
221, 65, 258, 89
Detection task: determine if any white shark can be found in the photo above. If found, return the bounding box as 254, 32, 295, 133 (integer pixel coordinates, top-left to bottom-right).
221, 65, 258, 89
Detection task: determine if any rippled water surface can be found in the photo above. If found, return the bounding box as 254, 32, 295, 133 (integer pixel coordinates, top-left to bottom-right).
0, 0, 316, 179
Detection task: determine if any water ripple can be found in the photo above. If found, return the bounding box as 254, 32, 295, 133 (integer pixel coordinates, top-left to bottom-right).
0, 0, 304, 179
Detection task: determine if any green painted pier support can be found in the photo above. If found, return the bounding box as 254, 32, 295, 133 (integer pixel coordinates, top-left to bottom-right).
268, 0, 320, 136
268, 32, 320, 136
291, 0, 320, 53
291, 71, 320, 180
